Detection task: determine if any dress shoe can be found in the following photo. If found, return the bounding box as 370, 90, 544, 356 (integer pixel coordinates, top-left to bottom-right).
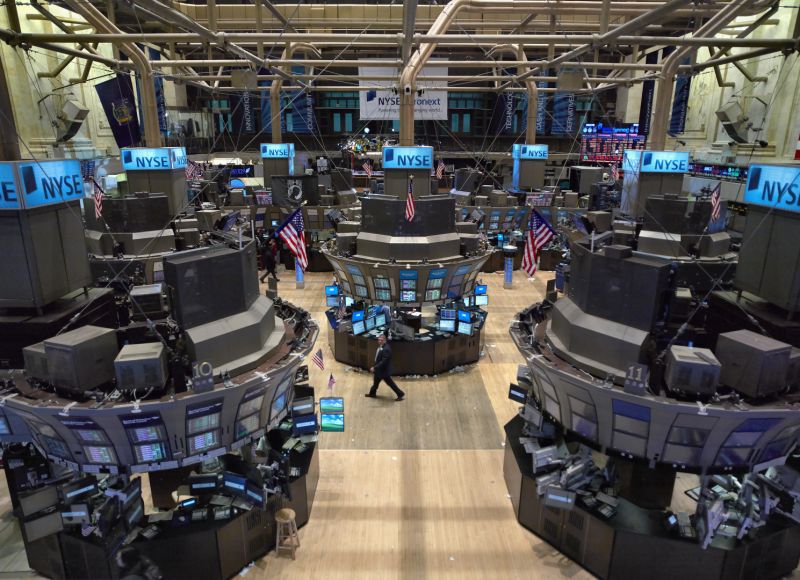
396, 394, 405, 402
364, 393, 377, 398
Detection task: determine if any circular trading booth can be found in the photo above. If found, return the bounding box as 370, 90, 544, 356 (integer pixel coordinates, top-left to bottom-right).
322, 146, 492, 376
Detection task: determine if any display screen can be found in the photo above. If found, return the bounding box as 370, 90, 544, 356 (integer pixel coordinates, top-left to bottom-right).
235, 414, 261, 439
374, 278, 390, 289
187, 413, 220, 435
508, 385, 527, 403
326, 296, 340, 307
439, 319, 456, 332
400, 279, 416, 290
440, 309, 456, 320
319, 397, 344, 413
239, 395, 264, 417
271, 379, 291, 421
375, 314, 387, 327
130, 426, 161, 443
189, 474, 218, 495
246, 482, 265, 509
475, 295, 488, 306
134, 443, 166, 464
321, 414, 345, 432
475, 284, 487, 295
457, 310, 471, 323
427, 278, 443, 289
83, 446, 116, 464
293, 414, 317, 435
345, 297, 354, 307
352, 310, 365, 322
462, 296, 474, 307
457, 322, 473, 336
365, 317, 376, 331
400, 291, 416, 302
223, 472, 247, 494
75, 429, 106, 443
352, 321, 365, 335
425, 289, 441, 301
376, 289, 391, 301
188, 431, 219, 454
61, 477, 98, 501
325, 285, 339, 296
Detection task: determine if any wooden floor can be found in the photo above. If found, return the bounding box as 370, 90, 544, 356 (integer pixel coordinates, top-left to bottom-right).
4, 268, 788, 579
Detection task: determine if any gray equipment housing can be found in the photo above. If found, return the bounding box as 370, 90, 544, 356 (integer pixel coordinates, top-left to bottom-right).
43, 325, 118, 392
715, 330, 791, 398
665, 346, 721, 396
114, 342, 168, 390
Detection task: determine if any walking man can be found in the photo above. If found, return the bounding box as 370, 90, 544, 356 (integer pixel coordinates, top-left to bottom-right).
365, 335, 405, 401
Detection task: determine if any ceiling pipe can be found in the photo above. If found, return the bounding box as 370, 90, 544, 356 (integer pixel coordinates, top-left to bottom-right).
270, 43, 321, 143
707, 2, 779, 61
62, 0, 161, 146
488, 44, 538, 143
649, 0, 767, 149
402, 0, 419, 66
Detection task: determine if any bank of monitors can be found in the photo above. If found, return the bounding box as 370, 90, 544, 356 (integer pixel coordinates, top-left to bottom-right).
439, 319, 456, 332
376, 289, 391, 301
235, 386, 266, 441
352, 310, 365, 322
60, 418, 117, 465
353, 321, 366, 335
121, 414, 170, 465
189, 473, 219, 495
186, 400, 223, 456
440, 308, 456, 320
375, 314, 387, 328
425, 289, 441, 301
374, 277, 390, 290
458, 321, 473, 336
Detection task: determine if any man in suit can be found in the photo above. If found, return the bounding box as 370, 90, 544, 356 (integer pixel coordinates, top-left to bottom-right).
365, 335, 405, 401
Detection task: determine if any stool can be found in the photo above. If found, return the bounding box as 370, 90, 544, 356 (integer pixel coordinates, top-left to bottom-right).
275, 508, 300, 559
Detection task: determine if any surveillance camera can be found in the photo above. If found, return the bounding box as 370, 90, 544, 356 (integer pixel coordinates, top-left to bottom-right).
403, 85, 412, 96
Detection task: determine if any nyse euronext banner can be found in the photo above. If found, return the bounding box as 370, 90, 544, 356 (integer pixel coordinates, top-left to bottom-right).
358, 63, 448, 120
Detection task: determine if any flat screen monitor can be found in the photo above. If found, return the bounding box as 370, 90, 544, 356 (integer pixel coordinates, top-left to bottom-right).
352, 321, 365, 335
375, 314, 387, 328
440, 308, 456, 320
19, 485, 59, 518
365, 317, 376, 331
121, 478, 142, 510
462, 296, 475, 307
457, 310, 471, 323
345, 296, 354, 307
124, 499, 145, 530
245, 481, 266, 509
376, 289, 391, 301
83, 445, 116, 465
189, 473, 219, 495
325, 285, 339, 296
293, 413, 318, 435
321, 413, 345, 432
61, 477, 98, 503
134, 442, 167, 464
61, 504, 90, 526
400, 291, 416, 302
543, 486, 576, 510
319, 397, 344, 413
130, 425, 161, 443
439, 319, 456, 332
291, 396, 315, 416
475, 284, 487, 295
425, 289, 441, 301
235, 415, 261, 439
222, 471, 247, 496
75, 429, 106, 443
457, 321, 473, 336
475, 295, 488, 306
400, 279, 416, 290
188, 430, 219, 455
497, 233, 505, 244
508, 384, 527, 403
187, 413, 220, 435
352, 310, 365, 322
326, 296, 340, 308
271, 220, 279, 227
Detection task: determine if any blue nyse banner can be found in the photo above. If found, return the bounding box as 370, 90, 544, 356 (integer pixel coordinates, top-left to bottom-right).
512, 144, 549, 160
0, 163, 19, 209
15, 160, 84, 209
744, 165, 800, 212
260, 143, 295, 159
382, 146, 433, 170
640, 151, 689, 173
122, 147, 187, 171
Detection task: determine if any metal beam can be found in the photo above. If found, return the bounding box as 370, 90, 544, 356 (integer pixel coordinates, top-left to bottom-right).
402, 0, 419, 66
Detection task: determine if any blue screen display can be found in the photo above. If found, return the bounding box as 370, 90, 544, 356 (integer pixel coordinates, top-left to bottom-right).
639, 151, 689, 174
399, 269, 418, 280
744, 164, 800, 213
11, 160, 84, 209
325, 285, 339, 296
352, 310, 365, 322
512, 144, 549, 160
440, 309, 456, 320
382, 146, 433, 170
428, 268, 447, 279
260, 143, 294, 159
0, 163, 19, 210
352, 321, 365, 335
457, 310, 471, 323
475, 285, 487, 295
121, 147, 186, 171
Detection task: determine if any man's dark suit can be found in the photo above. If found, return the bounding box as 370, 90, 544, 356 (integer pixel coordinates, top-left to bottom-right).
369, 343, 405, 398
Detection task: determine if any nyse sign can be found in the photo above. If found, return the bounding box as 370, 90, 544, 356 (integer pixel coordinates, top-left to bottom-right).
640, 151, 689, 174
383, 146, 434, 170
260, 143, 295, 159
512, 144, 549, 160
122, 147, 187, 171
0, 160, 83, 210
744, 164, 800, 213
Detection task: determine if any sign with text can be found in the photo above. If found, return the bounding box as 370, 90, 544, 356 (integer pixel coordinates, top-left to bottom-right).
382, 146, 433, 170
121, 147, 187, 171
260, 143, 295, 159
9, 160, 84, 210
639, 151, 689, 174
512, 144, 549, 160
744, 164, 800, 213
359, 64, 448, 120
0, 163, 19, 210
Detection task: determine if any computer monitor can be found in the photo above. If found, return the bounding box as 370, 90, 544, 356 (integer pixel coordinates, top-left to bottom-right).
439, 319, 456, 332
475, 284, 487, 295
271, 220, 279, 227
292, 396, 315, 416
400, 291, 416, 302
365, 317, 376, 331
222, 472, 247, 496
61, 504, 90, 526
320, 413, 345, 432
497, 233, 505, 244
457, 310, 471, 323
292, 413, 318, 436
60, 477, 98, 504
326, 296, 339, 308
543, 486, 576, 510
96, 496, 120, 536
352, 321, 365, 335
124, 498, 145, 530
345, 296, 354, 307
457, 321, 473, 336
508, 384, 527, 403
352, 310, 365, 322
462, 296, 475, 308
440, 308, 456, 320
245, 481, 266, 509
475, 295, 488, 306
121, 478, 142, 511
375, 314, 387, 328
319, 397, 344, 413
325, 285, 339, 296
189, 473, 219, 495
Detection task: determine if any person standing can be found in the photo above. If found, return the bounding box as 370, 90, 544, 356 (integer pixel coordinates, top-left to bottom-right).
365, 335, 405, 401
259, 236, 280, 283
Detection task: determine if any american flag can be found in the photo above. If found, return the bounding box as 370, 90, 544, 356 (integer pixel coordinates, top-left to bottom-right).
91, 178, 104, 219
710, 182, 722, 222
185, 159, 203, 181
276, 208, 308, 271
312, 348, 324, 371
405, 178, 415, 222
362, 160, 372, 178
327, 373, 336, 392
436, 159, 445, 180
337, 296, 347, 319
522, 209, 555, 277
610, 163, 619, 182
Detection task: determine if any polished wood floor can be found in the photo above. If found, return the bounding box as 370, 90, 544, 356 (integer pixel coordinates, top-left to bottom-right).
0, 268, 749, 579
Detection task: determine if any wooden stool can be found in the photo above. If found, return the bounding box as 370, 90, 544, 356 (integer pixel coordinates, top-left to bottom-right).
275, 508, 300, 560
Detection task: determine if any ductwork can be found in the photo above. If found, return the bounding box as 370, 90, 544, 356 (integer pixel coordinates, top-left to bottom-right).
488, 44, 537, 143
269, 43, 321, 143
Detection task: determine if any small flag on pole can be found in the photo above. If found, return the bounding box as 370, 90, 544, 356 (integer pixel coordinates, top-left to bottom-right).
610, 163, 619, 182
521, 209, 555, 277
337, 296, 347, 319
405, 177, 415, 222
710, 182, 722, 222
185, 159, 203, 181
91, 178, 105, 219
362, 160, 372, 178
327, 373, 336, 392
436, 159, 445, 180
312, 348, 325, 371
